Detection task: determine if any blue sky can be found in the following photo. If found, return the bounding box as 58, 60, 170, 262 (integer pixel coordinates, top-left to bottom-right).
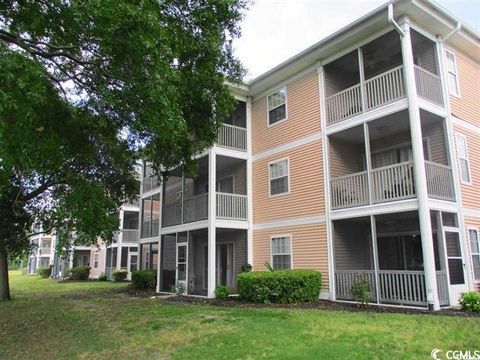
234, 0, 480, 80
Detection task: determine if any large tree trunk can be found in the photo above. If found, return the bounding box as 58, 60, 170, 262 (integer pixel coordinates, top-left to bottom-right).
0, 246, 11, 301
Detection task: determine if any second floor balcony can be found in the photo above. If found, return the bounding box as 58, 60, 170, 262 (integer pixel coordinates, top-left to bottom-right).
329, 110, 455, 210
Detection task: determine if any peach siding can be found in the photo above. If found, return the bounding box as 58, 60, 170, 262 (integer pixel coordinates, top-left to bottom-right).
448, 47, 480, 127
252, 223, 329, 290
252, 140, 325, 224
453, 124, 480, 209
251, 71, 321, 155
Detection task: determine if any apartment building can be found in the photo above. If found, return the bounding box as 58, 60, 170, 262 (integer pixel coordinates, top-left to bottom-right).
139, 0, 480, 310
27, 232, 55, 275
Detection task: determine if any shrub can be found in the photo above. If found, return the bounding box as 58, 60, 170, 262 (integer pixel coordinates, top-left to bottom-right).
131, 269, 157, 290
70, 266, 91, 281
460, 291, 480, 312
351, 278, 370, 306
98, 273, 108, 281
38, 266, 52, 278
215, 285, 229, 300
112, 269, 128, 282
264, 261, 274, 272
237, 269, 322, 304
174, 282, 186, 295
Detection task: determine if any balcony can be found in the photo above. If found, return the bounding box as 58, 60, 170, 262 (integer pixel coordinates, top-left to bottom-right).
217, 124, 247, 151
142, 175, 161, 194
216, 192, 247, 220
119, 229, 139, 243
329, 110, 455, 210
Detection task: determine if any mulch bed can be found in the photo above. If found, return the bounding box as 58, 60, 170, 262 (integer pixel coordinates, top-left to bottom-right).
155, 294, 480, 317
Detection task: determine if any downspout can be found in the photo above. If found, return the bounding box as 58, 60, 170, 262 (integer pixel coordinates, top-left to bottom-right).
441, 22, 461, 42
388, 3, 405, 37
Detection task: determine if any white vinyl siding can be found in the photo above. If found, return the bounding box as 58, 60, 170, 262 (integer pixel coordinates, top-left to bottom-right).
271, 236, 292, 270
269, 159, 289, 196
267, 87, 287, 125
469, 228, 480, 281
446, 50, 460, 96
456, 133, 471, 184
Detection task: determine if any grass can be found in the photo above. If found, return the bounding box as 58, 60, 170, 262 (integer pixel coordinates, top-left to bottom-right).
1, 271, 479, 360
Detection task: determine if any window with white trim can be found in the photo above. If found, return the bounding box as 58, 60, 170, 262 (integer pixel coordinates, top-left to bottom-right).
271, 236, 292, 270
446, 50, 460, 96
469, 228, 480, 281
267, 87, 286, 125
456, 133, 471, 183
94, 253, 99, 269
269, 159, 289, 196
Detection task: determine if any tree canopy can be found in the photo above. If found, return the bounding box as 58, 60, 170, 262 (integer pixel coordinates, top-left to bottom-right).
0, 0, 247, 300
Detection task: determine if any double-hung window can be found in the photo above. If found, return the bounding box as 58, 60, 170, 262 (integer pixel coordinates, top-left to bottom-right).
456, 133, 471, 184
269, 159, 289, 196
271, 236, 292, 270
268, 87, 287, 125
94, 253, 99, 269
446, 50, 460, 96
469, 228, 480, 281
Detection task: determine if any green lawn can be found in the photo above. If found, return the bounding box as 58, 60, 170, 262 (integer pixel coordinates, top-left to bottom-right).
1, 271, 479, 360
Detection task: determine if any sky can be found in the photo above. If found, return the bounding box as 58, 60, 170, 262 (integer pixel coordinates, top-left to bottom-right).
233, 0, 480, 80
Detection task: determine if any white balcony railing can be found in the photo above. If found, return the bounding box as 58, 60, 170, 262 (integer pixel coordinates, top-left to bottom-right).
183, 193, 208, 223
425, 161, 455, 201
326, 66, 405, 125
378, 270, 426, 306
121, 229, 139, 243
38, 247, 52, 256
414, 65, 444, 106
371, 161, 415, 203
330, 171, 369, 209
364, 65, 405, 110
217, 124, 247, 151
335, 270, 377, 302
216, 192, 247, 220
326, 84, 362, 125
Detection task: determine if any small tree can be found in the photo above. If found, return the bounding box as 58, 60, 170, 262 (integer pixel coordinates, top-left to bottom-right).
0, 0, 247, 301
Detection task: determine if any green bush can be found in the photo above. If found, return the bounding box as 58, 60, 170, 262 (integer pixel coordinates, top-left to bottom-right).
98, 273, 108, 281
112, 269, 128, 282
38, 266, 52, 278
174, 282, 186, 295
215, 285, 229, 300
131, 269, 157, 289
350, 278, 370, 305
460, 291, 480, 312
237, 269, 322, 304
70, 266, 91, 281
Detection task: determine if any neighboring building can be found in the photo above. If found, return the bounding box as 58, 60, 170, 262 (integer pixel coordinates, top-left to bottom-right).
139, 0, 480, 310
27, 232, 55, 275
105, 201, 140, 280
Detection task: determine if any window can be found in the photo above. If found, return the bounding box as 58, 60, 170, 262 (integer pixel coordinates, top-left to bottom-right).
446, 50, 460, 96
456, 133, 471, 184
94, 253, 99, 269
267, 87, 287, 125
269, 159, 289, 196
271, 236, 292, 270
469, 228, 480, 281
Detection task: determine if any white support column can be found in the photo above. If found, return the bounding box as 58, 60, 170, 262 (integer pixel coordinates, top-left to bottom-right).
116, 208, 124, 271
364, 122, 373, 205
156, 180, 164, 293
358, 48, 367, 112
318, 65, 335, 300
400, 19, 439, 310
207, 149, 217, 298
436, 41, 473, 291
246, 97, 254, 266
370, 215, 380, 304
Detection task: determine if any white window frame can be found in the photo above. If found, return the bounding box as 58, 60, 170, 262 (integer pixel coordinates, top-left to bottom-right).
455, 132, 472, 185
266, 86, 288, 127
468, 227, 480, 282
94, 253, 99, 269
270, 234, 293, 270
268, 158, 290, 197
445, 50, 461, 98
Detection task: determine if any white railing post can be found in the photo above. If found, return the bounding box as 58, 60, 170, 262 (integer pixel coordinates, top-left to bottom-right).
207, 149, 216, 298
414, 65, 444, 106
